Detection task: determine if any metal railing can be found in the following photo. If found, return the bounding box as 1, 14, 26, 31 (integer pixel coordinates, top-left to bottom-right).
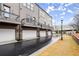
21, 18, 38, 27
0, 10, 53, 30
21, 18, 52, 29
0, 10, 19, 22
37, 22, 53, 30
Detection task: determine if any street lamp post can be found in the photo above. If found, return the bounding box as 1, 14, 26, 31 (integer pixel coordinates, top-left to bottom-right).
61, 19, 63, 40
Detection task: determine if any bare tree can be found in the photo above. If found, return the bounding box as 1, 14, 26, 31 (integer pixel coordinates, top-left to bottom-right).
71, 13, 79, 32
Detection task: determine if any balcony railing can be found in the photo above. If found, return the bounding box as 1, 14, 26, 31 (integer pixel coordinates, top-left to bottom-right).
21, 18, 53, 30
37, 23, 53, 30
21, 18, 38, 27
0, 10, 19, 22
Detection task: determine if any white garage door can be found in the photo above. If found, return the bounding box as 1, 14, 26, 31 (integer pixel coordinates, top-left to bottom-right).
23, 30, 37, 40
0, 29, 15, 43
40, 31, 46, 37
48, 31, 51, 36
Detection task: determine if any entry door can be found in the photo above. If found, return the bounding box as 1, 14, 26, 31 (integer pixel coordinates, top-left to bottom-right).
3, 4, 10, 18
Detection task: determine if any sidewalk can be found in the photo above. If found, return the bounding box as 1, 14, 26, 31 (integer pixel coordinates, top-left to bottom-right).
30, 36, 60, 56
31, 34, 79, 56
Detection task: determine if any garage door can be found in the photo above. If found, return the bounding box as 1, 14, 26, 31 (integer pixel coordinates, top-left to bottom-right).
23, 30, 37, 40
40, 31, 46, 37
0, 29, 15, 43
48, 31, 51, 36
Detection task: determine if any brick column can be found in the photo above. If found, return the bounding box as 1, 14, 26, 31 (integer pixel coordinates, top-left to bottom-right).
46, 29, 48, 38
36, 28, 40, 44
15, 25, 20, 41
15, 25, 22, 41
51, 30, 53, 38
19, 24, 22, 41
37, 28, 40, 38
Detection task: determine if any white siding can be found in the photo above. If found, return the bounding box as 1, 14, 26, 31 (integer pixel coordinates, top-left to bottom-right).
23, 30, 37, 40
0, 29, 15, 43
40, 31, 46, 37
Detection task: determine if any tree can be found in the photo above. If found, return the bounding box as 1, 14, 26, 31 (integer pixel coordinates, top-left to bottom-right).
71, 13, 79, 32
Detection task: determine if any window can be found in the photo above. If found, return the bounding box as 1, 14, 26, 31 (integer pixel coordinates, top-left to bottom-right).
26, 3, 31, 9
23, 3, 34, 11
26, 17, 30, 22
40, 10, 45, 17
23, 3, 26, 7
29, 16, 32, 22
3, 5, 10, 18
26, 16, 32, 23
26, 16, 35, 23
31, 4, 34, 11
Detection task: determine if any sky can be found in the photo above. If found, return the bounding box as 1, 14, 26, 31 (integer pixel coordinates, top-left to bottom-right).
38, 3, 79, 25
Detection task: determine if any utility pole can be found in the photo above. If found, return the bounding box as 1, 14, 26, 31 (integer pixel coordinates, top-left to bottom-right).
61, 19, 63, 40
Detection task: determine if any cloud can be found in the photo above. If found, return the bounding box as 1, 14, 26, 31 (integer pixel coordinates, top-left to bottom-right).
46, 5, 55, 13
46, 3, 67, 13
55, 14, 57, 17
60, 16, 64, 19
70, 17, 73, 21
57, 4, 67, 11
75, 10, 79, 14
58, 6, 63, 10
60, 12, 66, 16
67, 9, 73, 13
46, 8, 50, 13
68, 17, 74, 24
63, 8, 66, 11
52, 19, 55, 25
65, 3, 73, 7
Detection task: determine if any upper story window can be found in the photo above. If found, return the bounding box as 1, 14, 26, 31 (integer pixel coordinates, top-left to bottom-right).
3, 4, 10, 18
26, 16, 36, 24
26, 16, 32, 23
30, 4, 34, 11
26, 3, 31, 9
23, 3, 26, 7
40, 10, 45, 18
23, 3, 34, 11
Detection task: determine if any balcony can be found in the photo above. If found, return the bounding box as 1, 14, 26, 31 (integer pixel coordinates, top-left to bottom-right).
21, 18, 52, 30
46, 25, 53, 30
21, 18, 40, 28
0, 10, 20, 24
38, 23, 53, 30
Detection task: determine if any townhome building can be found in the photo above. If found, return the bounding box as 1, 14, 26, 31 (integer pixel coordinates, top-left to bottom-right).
0, 3, 53, 45
0, 3, 20, 44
